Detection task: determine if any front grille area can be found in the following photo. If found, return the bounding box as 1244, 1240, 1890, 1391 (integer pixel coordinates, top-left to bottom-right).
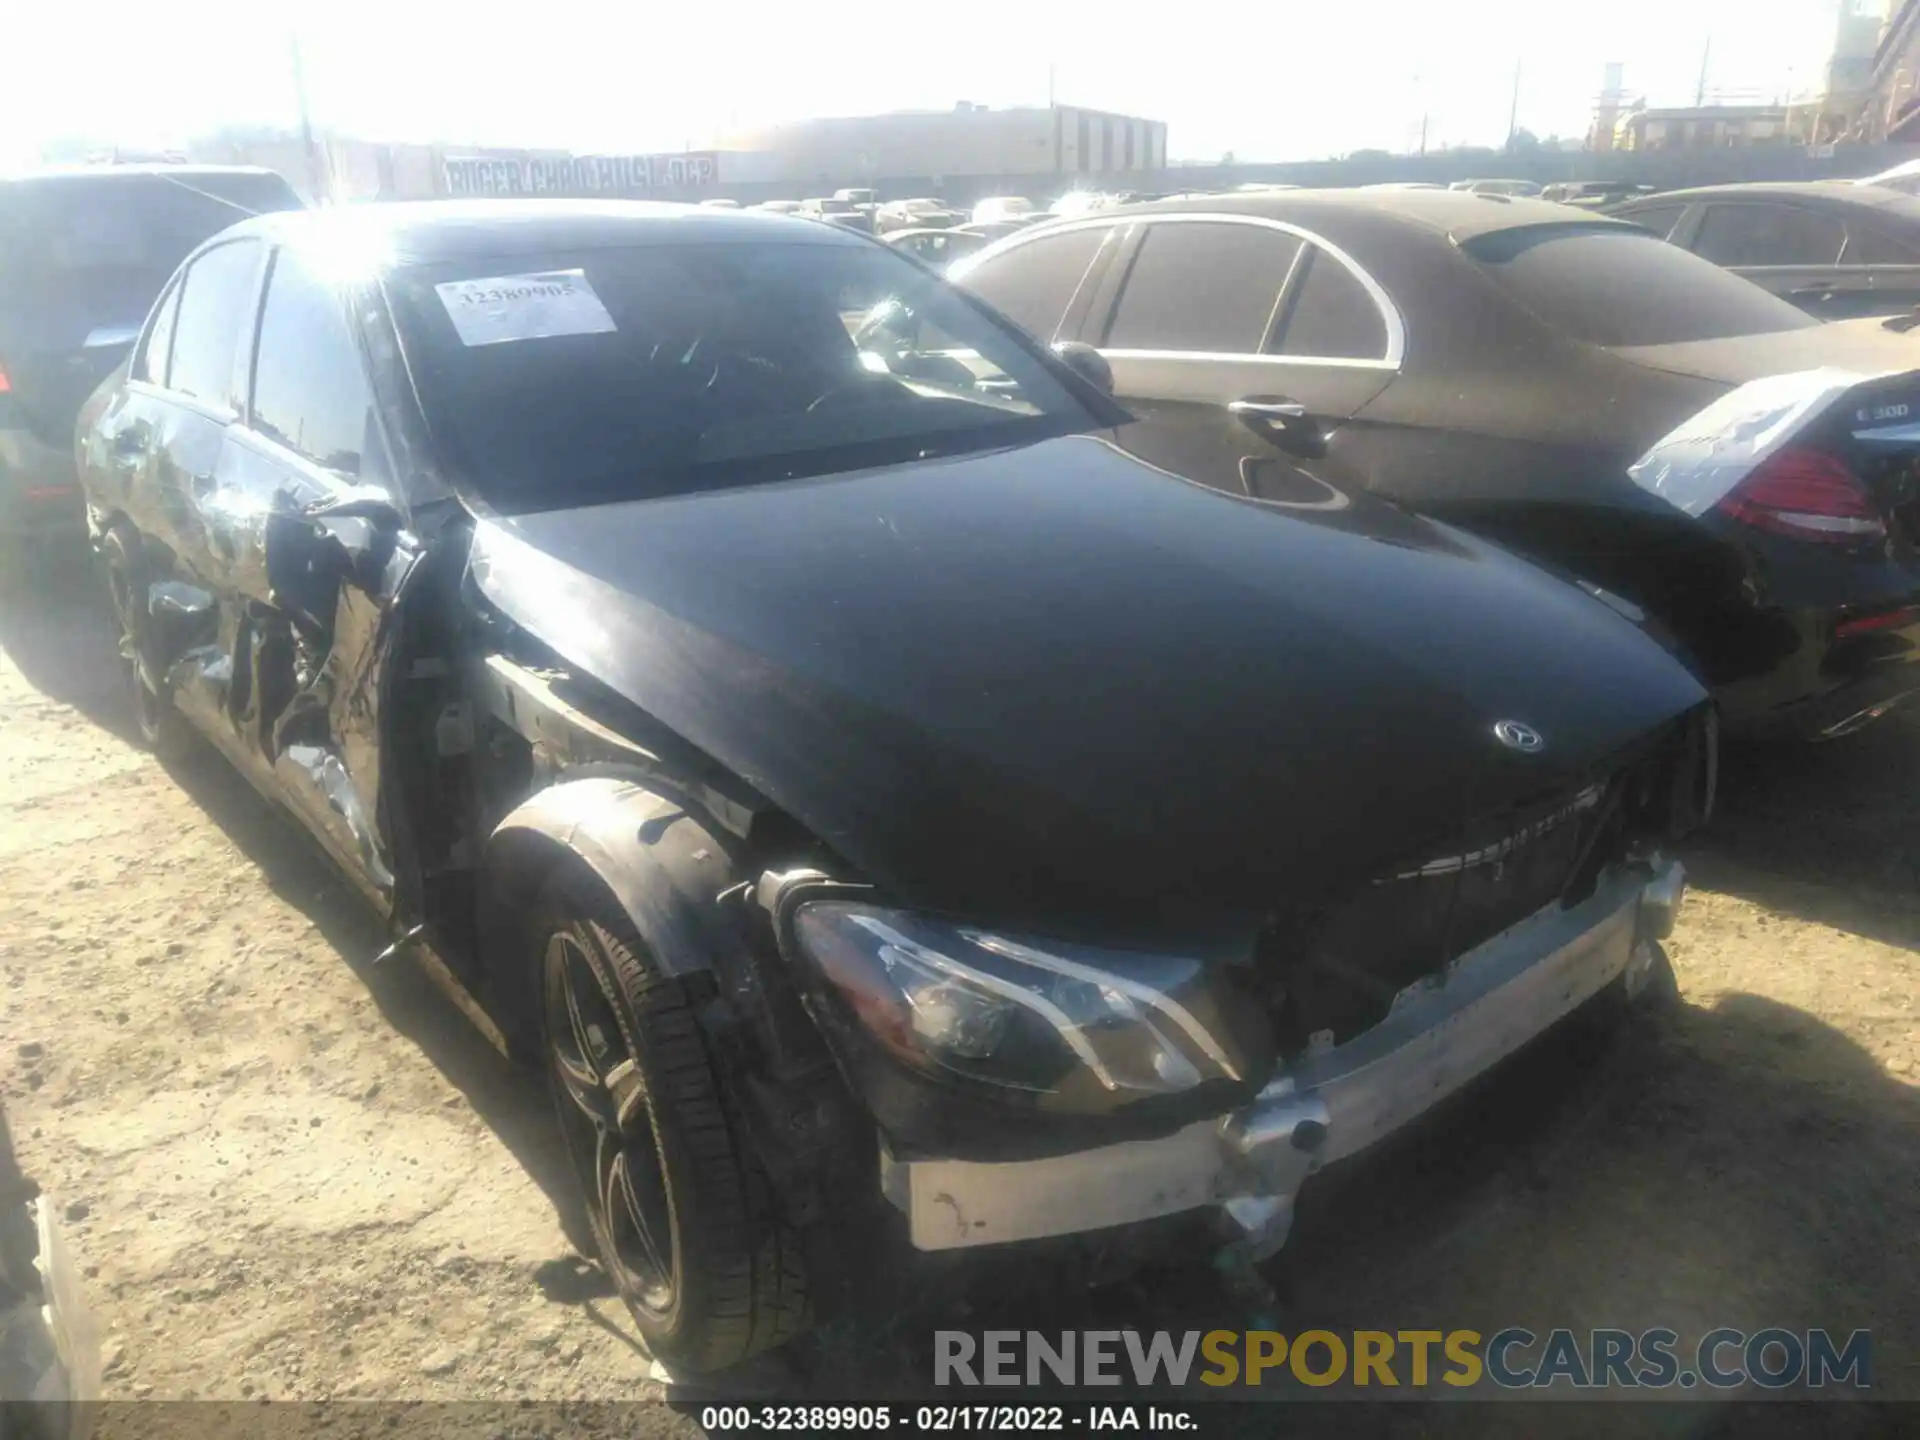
1261, 761, 1655, 1054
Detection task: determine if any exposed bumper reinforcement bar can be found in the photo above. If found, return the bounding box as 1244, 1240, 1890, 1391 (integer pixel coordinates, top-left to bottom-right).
879, 859, 1684, 1255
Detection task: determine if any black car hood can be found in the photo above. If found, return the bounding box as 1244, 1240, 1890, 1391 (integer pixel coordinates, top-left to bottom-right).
471, 432, 1704, 950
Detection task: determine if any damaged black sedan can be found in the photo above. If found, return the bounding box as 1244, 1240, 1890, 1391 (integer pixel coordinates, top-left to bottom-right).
77, 201, 1712, 1373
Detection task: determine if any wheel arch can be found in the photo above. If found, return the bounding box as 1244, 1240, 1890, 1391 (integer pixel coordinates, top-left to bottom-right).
476, 773, 751, 1054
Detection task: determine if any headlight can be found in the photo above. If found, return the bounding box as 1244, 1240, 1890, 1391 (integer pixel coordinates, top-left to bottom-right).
791, 902, 1257, 1114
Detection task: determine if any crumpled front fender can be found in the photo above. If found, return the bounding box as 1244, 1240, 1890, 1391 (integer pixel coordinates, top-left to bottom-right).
476, 775, 747, 1050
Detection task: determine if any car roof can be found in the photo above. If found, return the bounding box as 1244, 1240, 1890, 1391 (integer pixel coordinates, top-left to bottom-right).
1617, 181, 1920, 216
1106, 188, 1638, 243
220, 198, 871, 266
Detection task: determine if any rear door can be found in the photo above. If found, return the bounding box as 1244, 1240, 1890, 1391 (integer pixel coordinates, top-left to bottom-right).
1683, 201, 1867, 318
81, 270, 183, 528
148, 238, 266, 571
1841, 220, 1920, 316
1082, 215, 1396, 504
955, 223, 1118, 344
1614, 201, 1691, 241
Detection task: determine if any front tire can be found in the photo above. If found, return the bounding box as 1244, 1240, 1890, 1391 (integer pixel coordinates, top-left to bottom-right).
534, 871, 809, 1373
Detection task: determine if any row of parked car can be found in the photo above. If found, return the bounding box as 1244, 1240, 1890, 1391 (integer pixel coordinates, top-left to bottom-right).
0, 160, 1910, 1382
749, 168, 1920, 317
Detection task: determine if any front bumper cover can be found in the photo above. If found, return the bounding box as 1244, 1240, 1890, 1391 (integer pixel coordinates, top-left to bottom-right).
878, 858, 1684, 1256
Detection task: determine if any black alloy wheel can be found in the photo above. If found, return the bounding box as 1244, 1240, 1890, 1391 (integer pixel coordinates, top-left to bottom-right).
532, 873, 810, 1372
544, 927, 678, 1314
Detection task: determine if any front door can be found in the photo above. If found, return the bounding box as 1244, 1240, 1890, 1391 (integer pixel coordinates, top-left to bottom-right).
1685, 202, 1872, 319
1086, 218, 1396, 507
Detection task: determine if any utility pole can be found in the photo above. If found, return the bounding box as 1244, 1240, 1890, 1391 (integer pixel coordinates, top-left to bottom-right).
290, 35, 327, 204
1695, 38, 1712, 107
1506, 60, 1523, 149
1419, 112, 1430, 155
1048, 62, 1056, 108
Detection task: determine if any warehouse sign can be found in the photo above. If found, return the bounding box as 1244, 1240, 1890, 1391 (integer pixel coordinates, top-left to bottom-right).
444, 152, 721, 197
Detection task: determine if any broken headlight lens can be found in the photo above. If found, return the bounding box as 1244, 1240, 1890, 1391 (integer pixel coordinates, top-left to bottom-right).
791, 902, 1250, 1110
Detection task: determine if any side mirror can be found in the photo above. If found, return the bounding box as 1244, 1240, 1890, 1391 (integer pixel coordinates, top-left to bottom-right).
305, 485, 405, 533
1051, 341, 1114, 396
855, 297, 917, 352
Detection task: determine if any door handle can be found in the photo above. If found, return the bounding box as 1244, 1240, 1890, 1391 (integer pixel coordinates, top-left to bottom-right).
1227, 399, 1311, 422
1228, 395, 1324, 457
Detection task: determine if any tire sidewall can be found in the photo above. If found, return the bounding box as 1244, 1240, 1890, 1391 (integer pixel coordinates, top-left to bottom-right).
533, 888, 705, 1355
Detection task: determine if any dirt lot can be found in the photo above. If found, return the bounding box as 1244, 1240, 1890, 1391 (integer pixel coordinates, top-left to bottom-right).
1, 555, 1916, 1433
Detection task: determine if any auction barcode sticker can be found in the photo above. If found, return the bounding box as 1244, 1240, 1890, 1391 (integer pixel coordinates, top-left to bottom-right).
434, 269, 617, 347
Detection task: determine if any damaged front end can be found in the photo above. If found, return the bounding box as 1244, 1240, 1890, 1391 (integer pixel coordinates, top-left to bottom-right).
760, 708, 1712, 1265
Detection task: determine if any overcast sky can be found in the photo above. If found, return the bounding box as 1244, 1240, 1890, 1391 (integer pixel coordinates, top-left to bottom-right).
0, 0, 1865, 168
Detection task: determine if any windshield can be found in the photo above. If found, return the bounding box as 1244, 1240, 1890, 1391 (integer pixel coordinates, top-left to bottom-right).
1462, 223, 1817, 348
386, 237, 1096, 512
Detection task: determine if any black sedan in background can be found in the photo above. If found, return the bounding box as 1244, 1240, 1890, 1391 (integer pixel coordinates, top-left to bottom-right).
77, 200, 1708, 1372
0, 165, 303, 540
1611, 182, 1920, 321
949, 190, 1920, 738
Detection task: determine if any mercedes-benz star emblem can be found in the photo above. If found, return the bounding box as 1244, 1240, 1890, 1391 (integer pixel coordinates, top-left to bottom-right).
1493, 719, 1545, 753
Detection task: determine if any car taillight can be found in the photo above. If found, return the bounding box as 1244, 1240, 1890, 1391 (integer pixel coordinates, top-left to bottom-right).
1716, 447, 1886, 545
1836, 605, 1920, 640
0, 361, 10, 393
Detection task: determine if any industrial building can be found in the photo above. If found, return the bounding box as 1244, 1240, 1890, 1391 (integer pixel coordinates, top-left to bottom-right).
717, 103, 1168, 195
1859, 0, 1920, 140
1611, 104, 1797, 151
189, 103, 1167, 206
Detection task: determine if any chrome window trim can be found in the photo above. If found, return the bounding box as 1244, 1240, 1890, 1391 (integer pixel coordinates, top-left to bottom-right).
952, 211, 1407, 368
1100, 349, 1398, 371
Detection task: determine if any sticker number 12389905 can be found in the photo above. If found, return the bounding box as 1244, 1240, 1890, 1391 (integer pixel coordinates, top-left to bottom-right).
433, 269, 618, 347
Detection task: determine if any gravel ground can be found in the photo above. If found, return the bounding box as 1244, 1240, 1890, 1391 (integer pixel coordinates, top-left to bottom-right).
1, 553, 1915, 1437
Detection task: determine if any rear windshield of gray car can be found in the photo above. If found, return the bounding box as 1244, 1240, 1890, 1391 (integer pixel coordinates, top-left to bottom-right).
385, 239, 1098, 511
1462, 223, 1817, 348
0, 172, 301, 280
0, 172, 303, 348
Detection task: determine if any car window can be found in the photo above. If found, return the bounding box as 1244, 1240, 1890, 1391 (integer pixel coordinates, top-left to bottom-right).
1105, 223, 1301, 353
1269, 247, 1387, 360
1692, 204, 1846, 267
385, 238, 1100, 514
1464, 223, 1816, 347
1619, 204, 1687, 240
133, 279, 182, 386
1844, 224, 1920, 264
167, 239, 264, 409
955, 227, 1108, 340
250, 250, 376, 479
0, 172, 295, 289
